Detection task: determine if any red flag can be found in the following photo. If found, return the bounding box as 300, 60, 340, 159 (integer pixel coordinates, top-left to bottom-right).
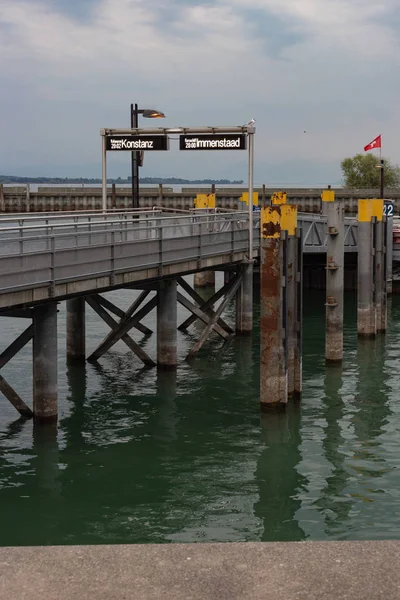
364, 135, 381, 152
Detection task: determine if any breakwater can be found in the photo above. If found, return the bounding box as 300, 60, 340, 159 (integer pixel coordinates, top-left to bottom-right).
1, 184, 400, 213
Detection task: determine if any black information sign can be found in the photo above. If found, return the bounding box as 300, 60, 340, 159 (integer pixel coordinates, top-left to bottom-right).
180, 134, 247, 151
106, 135, 169, 151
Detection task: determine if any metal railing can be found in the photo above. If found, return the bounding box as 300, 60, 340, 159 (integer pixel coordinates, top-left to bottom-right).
0, 212, 260, 298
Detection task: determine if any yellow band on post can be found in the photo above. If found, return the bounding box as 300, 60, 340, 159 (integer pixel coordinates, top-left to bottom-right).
261, 206, 282, 238
358, 199, 383, 222
321, 189, 335, 202
372, 198, 384, 222
271, 191, 287, 205
194, 193, 216, 209
281, 205, 297, 236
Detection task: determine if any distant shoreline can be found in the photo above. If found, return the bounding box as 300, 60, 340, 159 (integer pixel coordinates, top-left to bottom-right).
0, 176, 244, 185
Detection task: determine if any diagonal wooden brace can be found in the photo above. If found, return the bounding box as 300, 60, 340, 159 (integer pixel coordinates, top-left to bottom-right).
186, 273, 243, 360
177, 277, 234, 333
86, 296, 155, 366
87, 295, 157, 362
95, 293, 152, 335
0, 324, 33, 369
177, 293, 230, 340
0, 375, 33, 418
0, 324, 34, 418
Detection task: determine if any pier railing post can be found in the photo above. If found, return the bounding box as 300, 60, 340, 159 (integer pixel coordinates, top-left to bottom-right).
66, 297, 86, 362
357, 200, 379, 337
157, 279, 177, 369
260, 205, 288, 412
324, 189, 344, 363
33, 303, 58, 424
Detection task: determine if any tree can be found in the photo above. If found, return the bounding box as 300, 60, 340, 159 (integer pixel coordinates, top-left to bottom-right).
341, 154, 400, 189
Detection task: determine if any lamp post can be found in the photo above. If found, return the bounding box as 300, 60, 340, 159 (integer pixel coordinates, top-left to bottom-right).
130, 104, 165, 209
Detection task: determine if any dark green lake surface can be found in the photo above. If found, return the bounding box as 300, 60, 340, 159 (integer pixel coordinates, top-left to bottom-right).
1, 285, 400, 546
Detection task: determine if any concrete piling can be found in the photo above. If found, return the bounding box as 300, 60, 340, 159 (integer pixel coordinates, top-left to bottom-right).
357, 200, 383, 337
375, 214, 385, 333
323, 190, 344, 363
294, 229, 303, 400
386, 213, 393, 296
33, 303, 58, 424
194, 270, 216, 290
260, 200, 301, 411
260, 206, 288, 412
66, 297, 86, 362
357, 201, 377, 337
157, 279, 177, 369
282, 206, 299, 398
236, 263, 253, 335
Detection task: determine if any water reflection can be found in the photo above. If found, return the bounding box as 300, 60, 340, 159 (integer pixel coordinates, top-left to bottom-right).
254, 406, 307, 541
315, 366, 352, 538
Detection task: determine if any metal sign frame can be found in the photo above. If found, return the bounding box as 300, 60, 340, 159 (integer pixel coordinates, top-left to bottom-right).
100, 125, 256, 259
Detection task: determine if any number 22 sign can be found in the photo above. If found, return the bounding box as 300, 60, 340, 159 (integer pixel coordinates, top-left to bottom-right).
384, 202, 394, 217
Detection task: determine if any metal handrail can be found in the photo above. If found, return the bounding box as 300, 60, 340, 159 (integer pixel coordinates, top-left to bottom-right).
0, 211, 251, 237
0, 213, 258, 258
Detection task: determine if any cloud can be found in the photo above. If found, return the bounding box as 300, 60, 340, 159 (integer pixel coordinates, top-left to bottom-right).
0, 0, 399, 180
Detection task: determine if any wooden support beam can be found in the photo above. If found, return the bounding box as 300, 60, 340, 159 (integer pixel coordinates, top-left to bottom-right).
178, 277, 235, 333
186, 273, 243, 360
87, 295, 157, 363
95, 293, 152, 336
0, 324, 33, 369
0, 375, 33, 418
0, 309, 33, 319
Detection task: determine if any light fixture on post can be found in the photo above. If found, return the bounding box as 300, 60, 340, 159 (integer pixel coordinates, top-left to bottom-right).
130, 104, 166, 209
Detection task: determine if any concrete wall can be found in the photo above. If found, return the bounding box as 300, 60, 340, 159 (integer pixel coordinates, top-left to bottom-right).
2, 185, 400, 214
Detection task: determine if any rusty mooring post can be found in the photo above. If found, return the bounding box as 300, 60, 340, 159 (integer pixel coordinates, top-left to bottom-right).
386, 211, 393, 296
357, 200, 381, 337
260, 205, 289, 411
111, 183, 116, 208
282, 205, 299, 399
294, 228, 303, 400
375, 212, 386, 333
323, 189, 344, 363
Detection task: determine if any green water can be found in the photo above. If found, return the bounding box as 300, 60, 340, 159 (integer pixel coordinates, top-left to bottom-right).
1, 288, 400, 546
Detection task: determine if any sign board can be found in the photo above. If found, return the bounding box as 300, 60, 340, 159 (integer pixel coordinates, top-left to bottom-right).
106, 135, 169, 151
180, 134, 247, 151
384, 201, 394, 217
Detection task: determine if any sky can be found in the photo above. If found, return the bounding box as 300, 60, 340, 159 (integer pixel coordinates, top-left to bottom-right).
1, 0, 400, 184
